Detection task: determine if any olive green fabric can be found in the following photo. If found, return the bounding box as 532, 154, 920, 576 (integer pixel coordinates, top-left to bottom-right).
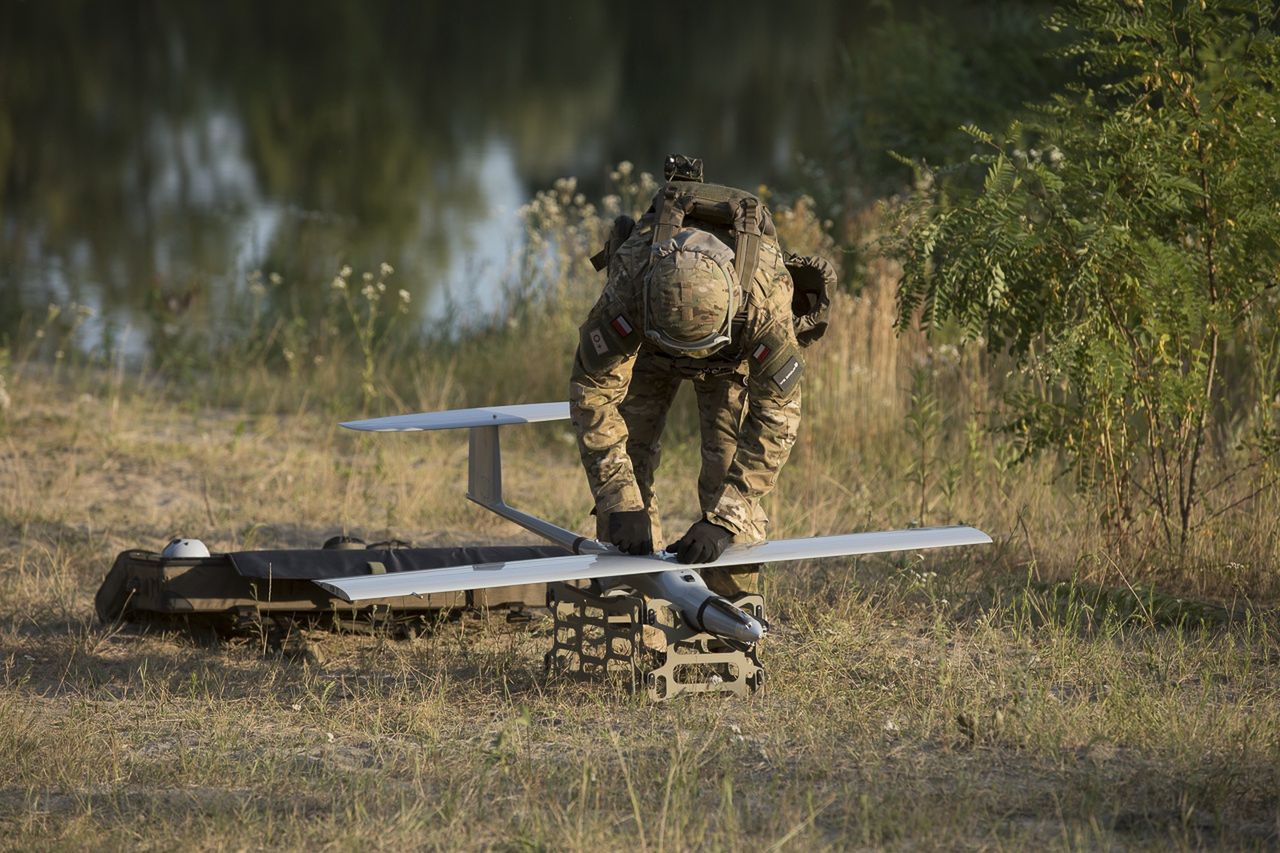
651, 180, 773, 298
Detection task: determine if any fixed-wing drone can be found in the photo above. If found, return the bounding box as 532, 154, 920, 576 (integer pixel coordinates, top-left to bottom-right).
317, 403, 991, 646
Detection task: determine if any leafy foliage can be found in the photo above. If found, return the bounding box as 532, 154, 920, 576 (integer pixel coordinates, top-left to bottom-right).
811, 1, 1069, 217
888, 0, 1280, 547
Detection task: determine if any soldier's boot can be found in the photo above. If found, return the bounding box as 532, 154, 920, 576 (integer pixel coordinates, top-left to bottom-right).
701, 564, 761, 597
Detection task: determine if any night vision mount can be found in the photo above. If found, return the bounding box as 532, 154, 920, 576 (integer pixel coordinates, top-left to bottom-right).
664, 154, 704, 183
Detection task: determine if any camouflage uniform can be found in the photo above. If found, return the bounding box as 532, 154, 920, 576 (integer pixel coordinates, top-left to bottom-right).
569, 215, 803, 567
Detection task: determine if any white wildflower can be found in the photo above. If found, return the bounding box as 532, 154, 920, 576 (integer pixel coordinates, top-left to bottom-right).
269, 272, 283, 285
339, 264, 353, 278
331, 276, 346, 291
380, 261, 394, 277
398, 289, 411, 304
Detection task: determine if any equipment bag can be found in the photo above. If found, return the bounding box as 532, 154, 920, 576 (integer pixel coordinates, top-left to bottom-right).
784, 253, 835, 347
95, 544, 569, 625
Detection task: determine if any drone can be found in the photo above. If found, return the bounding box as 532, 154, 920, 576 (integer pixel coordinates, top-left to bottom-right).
319, 402, 991, 647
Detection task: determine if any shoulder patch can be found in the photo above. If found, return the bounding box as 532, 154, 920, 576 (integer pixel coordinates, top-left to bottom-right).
748, 320, 804, 396
579, 305, 641, 371
770, 355, 803, 394
610, 314, 635, 338
588, 327, 610, 356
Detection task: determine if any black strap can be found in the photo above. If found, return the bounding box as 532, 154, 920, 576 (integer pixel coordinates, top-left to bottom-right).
694, 596, 716, 633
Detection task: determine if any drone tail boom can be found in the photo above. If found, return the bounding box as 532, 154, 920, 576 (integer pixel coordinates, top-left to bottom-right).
342, 402, 601, 554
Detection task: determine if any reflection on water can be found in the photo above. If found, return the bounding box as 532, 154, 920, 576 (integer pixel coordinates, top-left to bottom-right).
0, 1, 909, 355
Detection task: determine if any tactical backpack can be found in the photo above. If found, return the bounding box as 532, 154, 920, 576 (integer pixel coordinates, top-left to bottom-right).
591, 156, 832, 348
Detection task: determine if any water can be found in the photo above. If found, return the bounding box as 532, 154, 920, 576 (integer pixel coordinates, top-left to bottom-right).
0, 1, 908, 356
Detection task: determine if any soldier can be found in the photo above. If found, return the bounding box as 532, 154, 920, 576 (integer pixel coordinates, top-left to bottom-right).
570, 156, 832, 595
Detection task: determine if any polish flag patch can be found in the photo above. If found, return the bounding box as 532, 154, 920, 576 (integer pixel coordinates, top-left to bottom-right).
752, 343, 772, 364
611, 315, 634, 337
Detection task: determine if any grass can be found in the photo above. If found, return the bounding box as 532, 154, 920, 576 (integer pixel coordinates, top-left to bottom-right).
1, 178, 1278, 848
1, 364, 1278, 850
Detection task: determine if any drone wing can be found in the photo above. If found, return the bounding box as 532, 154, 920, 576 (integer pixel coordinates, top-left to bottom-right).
341, 402, 570, 432
316, 525, 992, 602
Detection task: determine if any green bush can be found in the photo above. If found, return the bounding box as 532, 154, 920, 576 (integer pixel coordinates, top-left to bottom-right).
887, 0, 1280, 549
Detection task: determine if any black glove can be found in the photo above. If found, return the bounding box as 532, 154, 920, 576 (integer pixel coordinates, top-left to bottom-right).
672, 520, 734, 565
608, 510, 653, 555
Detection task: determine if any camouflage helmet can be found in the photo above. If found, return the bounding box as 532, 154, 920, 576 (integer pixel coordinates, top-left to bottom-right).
642, 229, 740, 358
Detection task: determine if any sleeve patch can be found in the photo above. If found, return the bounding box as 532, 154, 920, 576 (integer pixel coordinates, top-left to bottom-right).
610, 315, 634, 337
770, 356, 803, 394
589, 327, 610, 355
579, 304, 641, 372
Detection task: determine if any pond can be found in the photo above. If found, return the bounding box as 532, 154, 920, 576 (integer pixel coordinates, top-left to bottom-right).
1, 1, 950, 358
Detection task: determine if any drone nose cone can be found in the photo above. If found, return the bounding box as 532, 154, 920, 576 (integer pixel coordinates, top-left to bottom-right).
697, 597, 765, 645
626, 569, 765, 645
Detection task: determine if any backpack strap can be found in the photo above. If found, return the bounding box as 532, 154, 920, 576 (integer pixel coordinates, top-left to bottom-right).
648, 180, 772, 311
653, 184, 696, 247
732, 196, 764, 303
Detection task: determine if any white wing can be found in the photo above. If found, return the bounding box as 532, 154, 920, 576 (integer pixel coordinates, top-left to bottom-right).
341, 402, 570, 433
316, 525, 992, 602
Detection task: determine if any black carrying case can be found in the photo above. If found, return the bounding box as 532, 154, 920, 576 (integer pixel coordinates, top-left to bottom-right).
95, 544, 568, 625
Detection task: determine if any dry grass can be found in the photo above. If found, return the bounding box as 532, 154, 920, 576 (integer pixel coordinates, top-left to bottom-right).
1, 361, 1278, 850
1, 187, 1278, 849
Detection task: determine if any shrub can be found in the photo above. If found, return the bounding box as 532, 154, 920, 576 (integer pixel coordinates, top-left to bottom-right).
887, 0, 1280, 549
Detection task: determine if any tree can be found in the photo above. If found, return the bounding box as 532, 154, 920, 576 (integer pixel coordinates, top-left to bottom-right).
888, 0, 1280, 549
